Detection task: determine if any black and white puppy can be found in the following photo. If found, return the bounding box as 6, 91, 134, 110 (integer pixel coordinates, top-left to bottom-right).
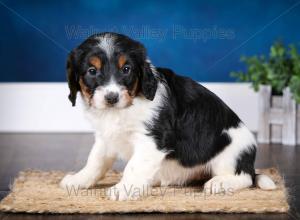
60, 32, 276, 200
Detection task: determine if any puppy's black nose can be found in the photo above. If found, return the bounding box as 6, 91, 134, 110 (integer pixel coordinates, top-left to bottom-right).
105, 92, 119, 105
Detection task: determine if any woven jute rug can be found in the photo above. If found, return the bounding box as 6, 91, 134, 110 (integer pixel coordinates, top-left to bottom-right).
0, 168, 289, 214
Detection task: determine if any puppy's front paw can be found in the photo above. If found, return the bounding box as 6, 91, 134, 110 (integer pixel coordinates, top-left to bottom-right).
60, 173, 94, 190
107, 182, 145, 201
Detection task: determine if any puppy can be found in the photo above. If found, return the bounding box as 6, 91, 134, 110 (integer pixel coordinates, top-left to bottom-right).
60, 32, 276, 200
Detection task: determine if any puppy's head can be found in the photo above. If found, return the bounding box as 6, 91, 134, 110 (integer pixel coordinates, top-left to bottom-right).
66, 32, 158, 109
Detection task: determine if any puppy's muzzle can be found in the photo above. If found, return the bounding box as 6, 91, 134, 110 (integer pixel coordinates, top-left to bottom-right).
105, 92, 119, 105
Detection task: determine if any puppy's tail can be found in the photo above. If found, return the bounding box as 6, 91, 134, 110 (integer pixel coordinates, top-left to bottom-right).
255, 174, 277, 190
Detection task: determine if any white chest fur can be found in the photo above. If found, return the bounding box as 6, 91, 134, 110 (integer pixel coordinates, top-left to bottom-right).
83, 83, 166, 160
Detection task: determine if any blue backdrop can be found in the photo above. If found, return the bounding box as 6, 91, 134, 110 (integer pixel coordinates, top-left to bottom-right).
0, 0, 299, 82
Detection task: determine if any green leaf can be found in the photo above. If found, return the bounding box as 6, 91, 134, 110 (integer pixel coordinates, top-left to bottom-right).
230, 40, 300, 102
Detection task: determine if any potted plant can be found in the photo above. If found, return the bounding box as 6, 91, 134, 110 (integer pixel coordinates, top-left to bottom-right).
231, 42, 300, 145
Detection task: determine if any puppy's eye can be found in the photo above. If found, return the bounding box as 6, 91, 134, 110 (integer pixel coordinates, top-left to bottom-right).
122, 65, 131, 74
87, 67, 97, 76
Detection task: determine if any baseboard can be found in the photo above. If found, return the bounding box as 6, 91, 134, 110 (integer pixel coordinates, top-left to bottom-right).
0, 82, 258, 132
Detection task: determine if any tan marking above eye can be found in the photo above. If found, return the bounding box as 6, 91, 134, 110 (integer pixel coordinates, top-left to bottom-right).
118, 55, 126, 68
89, 56, 101, 69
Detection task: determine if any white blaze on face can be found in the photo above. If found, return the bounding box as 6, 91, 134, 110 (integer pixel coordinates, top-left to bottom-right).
96, 34, 115, 58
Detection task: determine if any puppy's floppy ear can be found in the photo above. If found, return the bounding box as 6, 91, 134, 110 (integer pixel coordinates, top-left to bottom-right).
140, 61, 158, 101
66, 49, 81, 106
